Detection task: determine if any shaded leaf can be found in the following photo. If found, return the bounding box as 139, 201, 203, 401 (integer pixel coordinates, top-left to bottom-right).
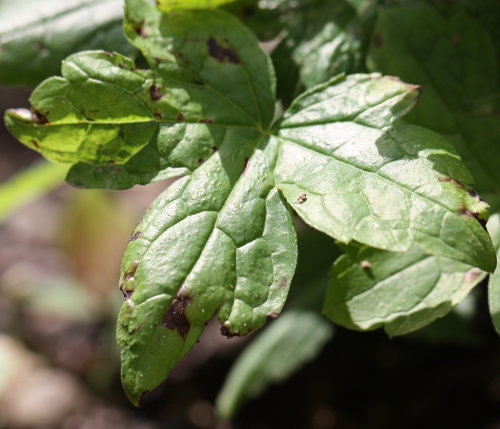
367, 5, 500, 210
274, 74, 496, 271
215, 308, 332, 419
324, 243, 487, 337
0, 0, 136, 87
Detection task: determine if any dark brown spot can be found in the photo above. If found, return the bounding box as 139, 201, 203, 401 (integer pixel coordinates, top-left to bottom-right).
373, 34, 383, 47
199, 118, 213, 124
360, 260, 372, 270
220, 324, 237, 338
279, 277, 288, 289
31, 109, 48, 124
30, 139, 40, 148
267, 312, 279, 320
133, 21, 147, 38
465, 268, 482, 283
468, 188, 486, 202
103, 51, 112, 57
153, 111, 163, 119
129, 231, 142, 242
296, 193, 307, 204
452, 34, 461, 45
162, 294, 192, 337
176, 112, 185, 122
149, 85, 163, 101
242, 157, 250, 176
197, 158, 204, 164
438, 176, 462, 188
123, 260, 140, 283
459, 208, 487, 230
34, 42, 45, 52
120, 284, 134, 300
211, 146, 217, 152
108, 160, 116, 164
207, 37, 240, 64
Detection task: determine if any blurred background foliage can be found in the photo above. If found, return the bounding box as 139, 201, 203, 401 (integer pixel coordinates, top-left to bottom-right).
1, 0, 500, 428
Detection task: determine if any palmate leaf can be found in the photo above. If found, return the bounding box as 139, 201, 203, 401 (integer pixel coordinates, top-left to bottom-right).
4, 0, 497, 406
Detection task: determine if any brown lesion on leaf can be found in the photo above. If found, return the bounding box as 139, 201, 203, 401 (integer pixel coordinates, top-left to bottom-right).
207, 37, 240, 64
279, 277, 288, 289
31, 109, 48, 124
149, 85, 164, 101
176, 112, 185, 122
464, 268, 482, 284
267, 312, 279, 320
129, 231, 142, 242
451, 34, 461, 45
199, 118, 213, 124
360, 260, 372, 270
30, 139, 40, 148
153, 111, 163, 119
458, 208, 488, 230
132, 20, 147, 38
162, 294, 192, 337
197, 158, 204, 164
468, 188, 486, 203
220, 324, 239, 338
123, 260, 140, 283
295, 193, 307, 204
438, 176, 463, 188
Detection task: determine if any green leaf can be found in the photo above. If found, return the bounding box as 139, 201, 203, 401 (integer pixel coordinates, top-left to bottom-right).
215, 223, 339, 419
0, 0, 136, 87
274, 73, 496, 272
215, 308, 332, 419
276, 0, 363, 89
0, 161, 67, 222
117, 137, 297, 405
156, 0, 234, 10
367, 6, 500, 210
324, 243, 487, 337
487, 214, 500, 335
5, 0, 275, 189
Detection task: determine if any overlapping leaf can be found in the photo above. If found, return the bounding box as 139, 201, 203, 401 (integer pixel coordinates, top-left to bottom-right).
275, 74, 496, 271
324, 243, 487, 336
0, 0, 136, 87
4, 0, 498, 407
367, 5, 500, 210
